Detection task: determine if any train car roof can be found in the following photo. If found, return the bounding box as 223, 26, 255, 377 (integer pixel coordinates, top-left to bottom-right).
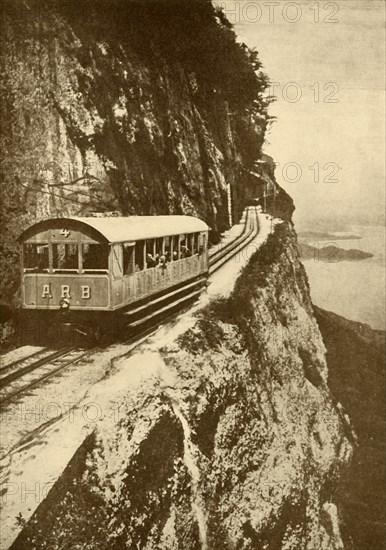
18, 215, 209, 243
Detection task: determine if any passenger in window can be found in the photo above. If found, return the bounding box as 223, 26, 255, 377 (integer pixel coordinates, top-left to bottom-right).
158, 253, 168, 269
146, 253, 157, 268
181, 244, 191, 258
173, 250, 178, 261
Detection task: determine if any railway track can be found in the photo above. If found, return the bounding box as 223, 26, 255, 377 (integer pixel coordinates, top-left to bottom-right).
0, 348, 93, 405
208, 207, 257, 274
0, 348, 46, 375
0, 347, 74, 387
0, 207, 260, 406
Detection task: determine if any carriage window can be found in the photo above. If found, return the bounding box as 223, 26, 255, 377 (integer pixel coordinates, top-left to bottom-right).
53, 243, 79, 271
172, 235, 179, 261
164, 236, 171, 262
155, 237, 164, 258
145, 239, 156, 268
201, 233, 207, 254
23, 243, 49, 272
193, 233, 199, 254
179, 236, 185, 257
123, 243, 134, 275
187, 234, 193, 255
146, 239, 155, 257
135, 241, 145, 271
188, 234, 195, 255
82, 244, 109, 272
180, 234, 192, 258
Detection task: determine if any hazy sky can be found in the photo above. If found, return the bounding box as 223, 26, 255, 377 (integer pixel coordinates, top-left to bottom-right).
218, 0, 385, 228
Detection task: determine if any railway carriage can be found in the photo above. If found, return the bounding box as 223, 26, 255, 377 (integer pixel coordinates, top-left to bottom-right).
18, 215, 209, 344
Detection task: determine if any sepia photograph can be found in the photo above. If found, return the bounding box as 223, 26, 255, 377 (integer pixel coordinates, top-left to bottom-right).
0, 0, 385, 548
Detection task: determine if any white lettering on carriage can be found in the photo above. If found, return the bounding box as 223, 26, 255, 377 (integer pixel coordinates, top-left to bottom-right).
81, 285, 91, 299
41, 284, 52, 298
61, 285, 71, 298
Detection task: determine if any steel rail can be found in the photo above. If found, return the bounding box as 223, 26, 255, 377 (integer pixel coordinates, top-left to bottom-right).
209, 207, 259, 275
0, 348, 93, 405
0, 347, 75, 388
0, 349, 46, 374
209, 208, 252, 263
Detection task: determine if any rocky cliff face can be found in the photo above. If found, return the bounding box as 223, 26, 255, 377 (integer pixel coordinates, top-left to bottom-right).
12, 222, 353, 549
315, 307, 385, 550
0, 0, 270, 306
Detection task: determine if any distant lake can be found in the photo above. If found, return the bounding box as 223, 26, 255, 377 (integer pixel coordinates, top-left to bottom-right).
300, 224, 385, 330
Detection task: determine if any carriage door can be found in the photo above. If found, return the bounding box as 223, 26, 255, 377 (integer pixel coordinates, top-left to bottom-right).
111, 244, 124, 307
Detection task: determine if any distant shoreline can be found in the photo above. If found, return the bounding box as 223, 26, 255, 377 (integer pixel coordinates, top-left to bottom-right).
297, 231, 361, 241
299, 243, 373, 262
